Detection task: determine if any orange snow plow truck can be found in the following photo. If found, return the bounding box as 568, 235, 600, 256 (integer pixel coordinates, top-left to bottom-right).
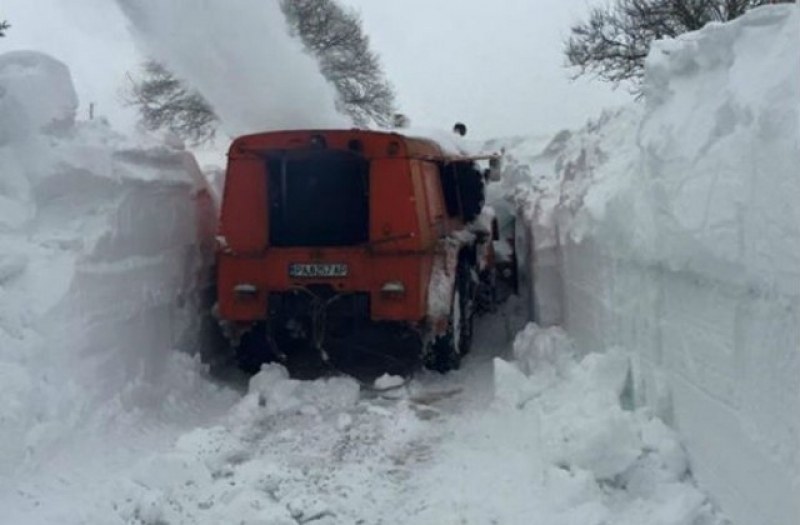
215, 129, 512, 379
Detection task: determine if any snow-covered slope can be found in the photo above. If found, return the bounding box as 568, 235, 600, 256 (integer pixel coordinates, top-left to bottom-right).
511, 5, 799, 525
0, 51, 237, 520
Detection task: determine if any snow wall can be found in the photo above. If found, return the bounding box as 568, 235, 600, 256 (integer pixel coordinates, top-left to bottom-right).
0, 51, 222, 484
510, 6, 800, 525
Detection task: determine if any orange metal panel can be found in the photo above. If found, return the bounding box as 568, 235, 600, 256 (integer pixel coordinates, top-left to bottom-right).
419, 160, 448, 240
409, 161, 432, 248
219, 156, 267, 254
369, 158, 420, 252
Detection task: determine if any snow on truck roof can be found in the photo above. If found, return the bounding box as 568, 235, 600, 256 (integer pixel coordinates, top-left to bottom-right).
229, 128, 497, 162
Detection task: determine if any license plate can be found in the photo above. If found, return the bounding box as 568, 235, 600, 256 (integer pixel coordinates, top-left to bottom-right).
288, 263, 348, 278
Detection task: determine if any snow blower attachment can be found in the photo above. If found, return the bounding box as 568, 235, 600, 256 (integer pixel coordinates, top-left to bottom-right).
216, 130, 513, 380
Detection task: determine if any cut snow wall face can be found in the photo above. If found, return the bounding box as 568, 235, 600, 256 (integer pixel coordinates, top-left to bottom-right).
0, 51, 220, 477
558, 236, 800, 525
517, 6, 800, 525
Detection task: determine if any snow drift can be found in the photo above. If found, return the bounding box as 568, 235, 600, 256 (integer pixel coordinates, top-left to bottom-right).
510, 5, 799, 524
0, 50, 235, 518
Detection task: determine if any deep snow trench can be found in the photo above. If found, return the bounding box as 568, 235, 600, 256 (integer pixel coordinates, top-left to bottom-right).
6, 5, 798, 523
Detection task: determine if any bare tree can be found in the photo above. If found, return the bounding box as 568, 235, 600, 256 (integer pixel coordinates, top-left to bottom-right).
125, 60, 219, 146
0, 20, 10, 37
125, 0, 396, 143
280, 0, 396, 127
565, 0, 792, 89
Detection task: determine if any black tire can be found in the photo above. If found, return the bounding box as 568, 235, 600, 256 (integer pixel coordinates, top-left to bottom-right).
476, 267, 498, 314
456, 264, 476, 356
424, 292, 463, 373
235, 322, 282, 374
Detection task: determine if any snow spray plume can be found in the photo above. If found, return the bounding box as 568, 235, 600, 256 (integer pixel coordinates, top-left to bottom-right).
115, 0, 347, 137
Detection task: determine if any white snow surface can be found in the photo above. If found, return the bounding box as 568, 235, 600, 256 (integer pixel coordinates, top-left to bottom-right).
509, 5, 799, 524
0, 51, 238, 522
71, 312, 722, 525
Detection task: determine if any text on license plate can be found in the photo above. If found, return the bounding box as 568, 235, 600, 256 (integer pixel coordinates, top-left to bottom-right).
288, 263, 349, 278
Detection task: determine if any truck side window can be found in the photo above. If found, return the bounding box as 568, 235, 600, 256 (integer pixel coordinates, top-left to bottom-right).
438, 163, 461, 218
454, 161, 485, 222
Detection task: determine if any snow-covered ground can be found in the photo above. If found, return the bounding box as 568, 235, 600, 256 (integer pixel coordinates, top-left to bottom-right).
507, 5, 799, 525
2, 4, 797, 525
7, 295, 725, 525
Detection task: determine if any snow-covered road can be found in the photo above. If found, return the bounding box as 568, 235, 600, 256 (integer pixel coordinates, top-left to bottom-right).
11, 301, 714, 525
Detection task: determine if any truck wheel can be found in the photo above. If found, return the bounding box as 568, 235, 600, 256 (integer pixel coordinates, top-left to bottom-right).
235, 323, 282, 374
424, 290, 463, 373
425, 260, 475, 372
476, 267, 498, 314
456, 266, 476, 355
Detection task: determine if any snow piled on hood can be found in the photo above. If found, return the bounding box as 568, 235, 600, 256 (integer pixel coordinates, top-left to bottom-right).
0, 51, 237, 518
114, 0, 347, 136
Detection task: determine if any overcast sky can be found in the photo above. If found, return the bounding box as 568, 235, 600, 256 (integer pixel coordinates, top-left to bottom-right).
1, 0, 630, 141
340, 0, 631, 139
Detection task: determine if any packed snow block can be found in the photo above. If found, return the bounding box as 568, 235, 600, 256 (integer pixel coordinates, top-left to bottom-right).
560, 242, 800, 525
634, 8, 800, 525
512, 323, 575, 377
530, 245, 564, 327
42, 145, 218, 397
518, 6, 800, 524
0, 51, 219, 478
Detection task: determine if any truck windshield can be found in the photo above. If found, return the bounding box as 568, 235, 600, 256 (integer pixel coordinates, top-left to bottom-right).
267, 149, 369, 247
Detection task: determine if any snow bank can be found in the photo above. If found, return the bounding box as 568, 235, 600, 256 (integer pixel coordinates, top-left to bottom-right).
114, 0, 347, 135
94, 364, 428, 524
399, 325, 721, 525
512, 5, 800, 524
0, 51, 234, 513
